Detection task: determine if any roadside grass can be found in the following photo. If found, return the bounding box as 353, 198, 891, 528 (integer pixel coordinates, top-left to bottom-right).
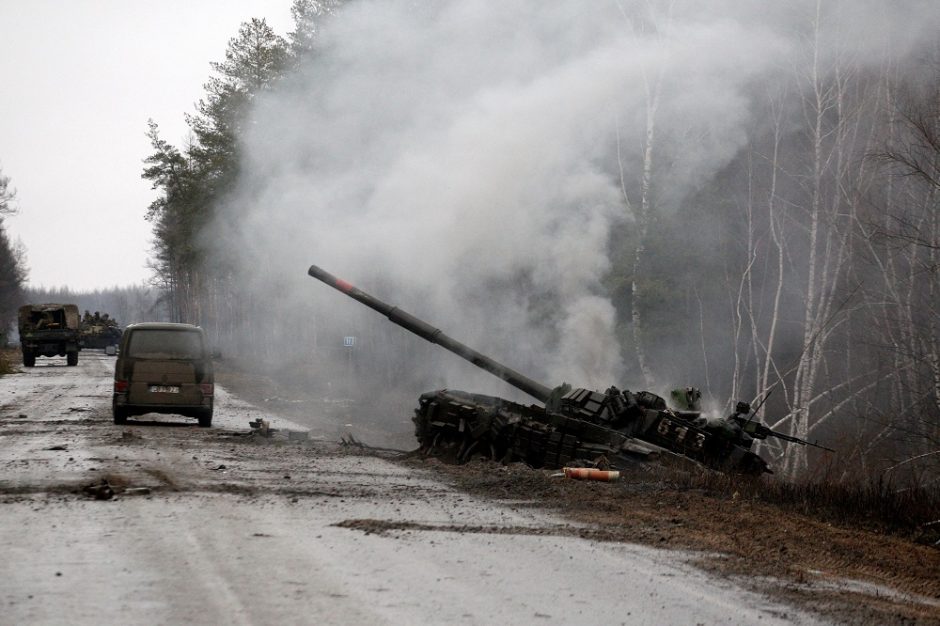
0, 347, 19, 375
667, 468, 940, 546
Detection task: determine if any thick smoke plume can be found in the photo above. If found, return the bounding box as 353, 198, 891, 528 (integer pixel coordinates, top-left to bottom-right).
216, 0, 937, 402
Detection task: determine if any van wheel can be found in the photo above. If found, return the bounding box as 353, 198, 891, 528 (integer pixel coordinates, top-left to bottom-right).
23, 350, 35, 367
66, 351, 78, 366
113, 406, 128, 425
198, 410, 213, 428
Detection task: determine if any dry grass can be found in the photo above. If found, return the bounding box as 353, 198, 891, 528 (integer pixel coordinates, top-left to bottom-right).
0, 347, 20, 376
662, 467, 940, 546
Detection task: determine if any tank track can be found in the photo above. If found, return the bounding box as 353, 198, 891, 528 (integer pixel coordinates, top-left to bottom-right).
412, 389, 665, 469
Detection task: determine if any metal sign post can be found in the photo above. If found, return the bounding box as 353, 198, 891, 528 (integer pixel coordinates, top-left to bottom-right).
344, 336, 356, 377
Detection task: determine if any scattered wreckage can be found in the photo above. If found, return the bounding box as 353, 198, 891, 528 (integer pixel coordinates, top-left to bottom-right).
307, 264, 832, 475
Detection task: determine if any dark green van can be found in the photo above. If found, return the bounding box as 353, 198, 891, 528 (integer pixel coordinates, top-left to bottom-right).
112, 323, 214, 427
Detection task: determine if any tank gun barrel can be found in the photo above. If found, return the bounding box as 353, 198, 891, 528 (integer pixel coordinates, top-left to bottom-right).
307, 264, 554, 403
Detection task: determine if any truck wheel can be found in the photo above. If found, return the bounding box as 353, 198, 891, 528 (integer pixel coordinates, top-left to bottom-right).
66, 351, 78, 366
23, 350, 35, 367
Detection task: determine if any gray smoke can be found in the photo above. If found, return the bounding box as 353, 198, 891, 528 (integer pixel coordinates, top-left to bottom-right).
216, 0, 937, 397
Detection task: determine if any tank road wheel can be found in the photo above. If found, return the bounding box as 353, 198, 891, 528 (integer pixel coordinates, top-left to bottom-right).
22, 350, 35, 368
66, 351, 78, 366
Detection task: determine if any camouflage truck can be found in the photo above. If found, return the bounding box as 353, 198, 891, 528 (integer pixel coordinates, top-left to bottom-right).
18, 304, 81, 367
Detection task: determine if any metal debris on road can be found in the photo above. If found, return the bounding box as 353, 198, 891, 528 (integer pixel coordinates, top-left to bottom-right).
82, 480, 114, 500
249, 418, 275, 437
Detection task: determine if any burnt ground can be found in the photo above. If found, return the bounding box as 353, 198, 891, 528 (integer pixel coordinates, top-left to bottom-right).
216, 363, 940, 626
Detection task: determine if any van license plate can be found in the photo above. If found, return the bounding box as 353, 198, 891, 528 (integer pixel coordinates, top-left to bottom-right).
149, 385, 180, 394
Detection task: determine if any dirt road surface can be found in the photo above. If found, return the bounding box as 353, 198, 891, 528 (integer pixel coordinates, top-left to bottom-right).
0, 352, 830, 625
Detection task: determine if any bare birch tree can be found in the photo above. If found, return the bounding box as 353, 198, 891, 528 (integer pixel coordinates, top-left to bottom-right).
615, 0, 673, 388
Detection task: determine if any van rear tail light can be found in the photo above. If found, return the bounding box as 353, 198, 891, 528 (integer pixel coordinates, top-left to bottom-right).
114, 380, 128, 393
200, 383, 214, 396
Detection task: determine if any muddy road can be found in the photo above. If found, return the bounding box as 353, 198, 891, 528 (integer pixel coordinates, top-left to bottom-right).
0, 351, 832, 624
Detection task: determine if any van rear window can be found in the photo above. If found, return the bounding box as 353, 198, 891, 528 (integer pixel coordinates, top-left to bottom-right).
126, 329, 204, 359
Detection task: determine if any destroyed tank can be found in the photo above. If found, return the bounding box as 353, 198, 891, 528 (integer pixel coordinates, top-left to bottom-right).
308, 265, 831, 475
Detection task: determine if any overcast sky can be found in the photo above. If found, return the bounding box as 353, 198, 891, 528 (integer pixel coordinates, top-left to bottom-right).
0, 0, 293, 291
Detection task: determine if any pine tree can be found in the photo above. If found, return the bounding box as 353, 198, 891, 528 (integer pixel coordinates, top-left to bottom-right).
0, 166, 27, 337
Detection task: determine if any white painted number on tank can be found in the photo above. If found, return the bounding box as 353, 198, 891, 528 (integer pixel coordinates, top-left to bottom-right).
674, 426, 688, 443
656, 419, 705, 451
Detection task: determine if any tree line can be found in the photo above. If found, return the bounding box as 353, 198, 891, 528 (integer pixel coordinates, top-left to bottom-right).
0, 167, 28, 340
24, 285, 165, 330
143, 1, 938, 482
142, 0, 342, 329
0, 166, 163, 341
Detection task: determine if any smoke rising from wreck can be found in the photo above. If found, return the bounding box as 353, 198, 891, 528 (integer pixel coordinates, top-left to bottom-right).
214, 0, 938, 406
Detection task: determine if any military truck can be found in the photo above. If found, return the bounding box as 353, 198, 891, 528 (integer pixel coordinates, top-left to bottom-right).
18, 304, 81, 367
